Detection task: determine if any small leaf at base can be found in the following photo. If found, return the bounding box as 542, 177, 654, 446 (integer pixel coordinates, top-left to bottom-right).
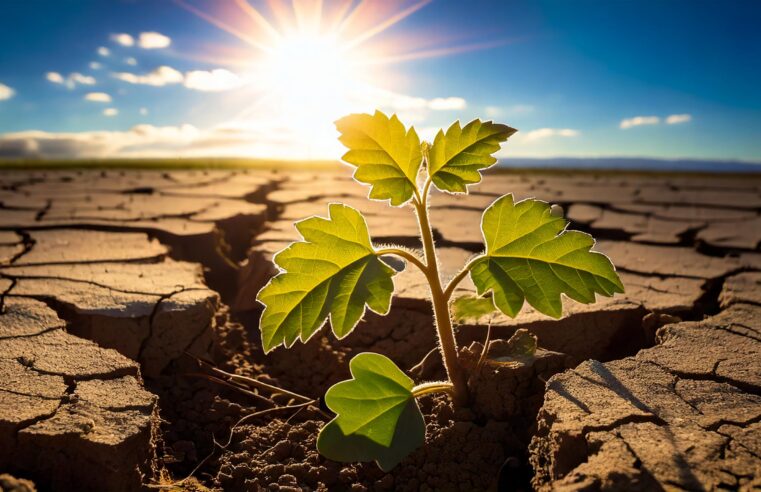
317, 352, 425, 471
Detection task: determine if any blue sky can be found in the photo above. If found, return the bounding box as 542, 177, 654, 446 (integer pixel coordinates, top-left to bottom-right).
0, 0, 759, 161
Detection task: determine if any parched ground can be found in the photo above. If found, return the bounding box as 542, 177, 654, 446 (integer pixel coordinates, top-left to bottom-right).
0, 167, 759, 491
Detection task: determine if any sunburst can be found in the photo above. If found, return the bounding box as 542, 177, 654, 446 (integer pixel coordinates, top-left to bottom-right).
175, 0, 506, 158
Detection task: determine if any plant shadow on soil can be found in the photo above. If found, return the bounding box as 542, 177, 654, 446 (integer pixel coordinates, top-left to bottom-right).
148, 298, 656, 491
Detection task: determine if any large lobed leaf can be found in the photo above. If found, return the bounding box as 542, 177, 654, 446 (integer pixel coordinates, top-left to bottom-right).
470, 194, 624, 319
428, 119, 516, 193
256, 204, 395, 353
336, 110, 422, 206
317, 352, 425, 472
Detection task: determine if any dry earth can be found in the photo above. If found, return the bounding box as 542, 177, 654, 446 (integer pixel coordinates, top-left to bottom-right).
0, 167, 759, 491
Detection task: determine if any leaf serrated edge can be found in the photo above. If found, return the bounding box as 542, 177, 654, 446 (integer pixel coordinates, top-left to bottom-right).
255, 203, 397, 353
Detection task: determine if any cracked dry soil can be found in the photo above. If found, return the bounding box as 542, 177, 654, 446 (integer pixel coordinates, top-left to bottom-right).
0, 167, 759, 491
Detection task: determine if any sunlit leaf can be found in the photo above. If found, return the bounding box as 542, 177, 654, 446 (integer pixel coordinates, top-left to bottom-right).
428, 119, 516, 193
317, 352, 425, 471
451, 294, 497, 323
256, 204, 395, 352
336, 110, 422, 206
471, 194, 624, 318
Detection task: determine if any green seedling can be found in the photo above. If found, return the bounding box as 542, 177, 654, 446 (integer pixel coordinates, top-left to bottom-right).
256, 110, 624, 470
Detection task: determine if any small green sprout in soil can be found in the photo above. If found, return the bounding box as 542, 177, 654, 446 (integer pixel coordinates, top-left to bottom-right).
256, 110, 624, 471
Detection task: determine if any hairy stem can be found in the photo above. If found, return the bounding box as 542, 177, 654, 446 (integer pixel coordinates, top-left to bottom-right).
374, 247, 428, 274
414, 178, 469, 406
442, 255, 484, 301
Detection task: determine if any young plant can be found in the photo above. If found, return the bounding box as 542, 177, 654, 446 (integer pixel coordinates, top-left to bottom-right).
256, 110, 624, 470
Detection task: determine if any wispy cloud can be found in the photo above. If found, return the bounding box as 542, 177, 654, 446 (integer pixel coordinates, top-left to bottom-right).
48, 72, 96, 89
84, 92, 112, 103
97, 46, 111, 57
138, 32, 171, 49
522, 128, 579, 141
110, 33, 134, 47
103, 108, 119, 117
620, 115, 660, 129
428, 97, 467, 111
666, 113, 692, 125
184, 69, 243, 92
125, 57, 138, 66
0, 124, 305, 159
90, 62, 103, 70
112, 66, 244, 92
0, 83, 14, 101
485, 104, 534, 117
112, 66, 183, 87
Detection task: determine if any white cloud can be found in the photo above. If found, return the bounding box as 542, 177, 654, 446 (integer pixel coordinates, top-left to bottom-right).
485, 104, 534, 118
90, 61, 103, 70
666, 113, 692, 125
84, 92, 112, 103
47, 72, 96, 89
110, 33, 134, 47
69, 73, 96, 86
620, 116, 660, 129
485, 106, 501, 117
139, 107, 149, 116
97, 46, 111, 57
0, 124, 239, 158
522, 128, 580, 141
125, 57, 138, 66
46, 72, 65, 84
0, 83, 14, 101
112, 66, 183, 86
428, 97, 466, 111
378, 92, 468, 115
103, 108, 119, 117
138, 32, 171, 49
184, 69, 243, 92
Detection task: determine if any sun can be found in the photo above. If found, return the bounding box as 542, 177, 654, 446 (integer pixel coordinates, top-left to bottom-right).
257, 32, 362, 132
175, 0, 500, 158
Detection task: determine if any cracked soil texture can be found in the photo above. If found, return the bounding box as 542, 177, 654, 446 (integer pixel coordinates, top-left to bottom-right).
0, 167, 759, 491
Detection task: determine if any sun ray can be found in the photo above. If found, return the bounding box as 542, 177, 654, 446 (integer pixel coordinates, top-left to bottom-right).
343, 0, 433, 51
266, 0, 298, 33
232, 0, 282, 42
324, 0, 355, 32
174, 0, 274, 53
335, 0, 368, 36
358, 38, 514, 65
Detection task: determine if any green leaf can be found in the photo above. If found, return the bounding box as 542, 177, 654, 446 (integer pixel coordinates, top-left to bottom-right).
256, 204, 395, 352
317, 352, 425, 471
336, 111, 422, 206
428, 119, 516, 193
471, 194, 624, 319
452, 294, 497, 323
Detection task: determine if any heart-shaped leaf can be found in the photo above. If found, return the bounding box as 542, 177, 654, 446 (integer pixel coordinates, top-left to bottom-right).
427, 119, 516, 193
471, 194, 624, 318
336, 111, 422, 206
317, 352, 425, 471
256, 204, 395, 352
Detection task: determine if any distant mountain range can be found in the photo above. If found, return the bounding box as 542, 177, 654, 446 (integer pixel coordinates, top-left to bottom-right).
499, 157, 761, 173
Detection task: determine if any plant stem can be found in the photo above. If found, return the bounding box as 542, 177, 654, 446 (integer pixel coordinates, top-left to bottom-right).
413, 179, 469, 406
374, 247, 428, 274
442, 254, 484, 301
411, 381, 455, 398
